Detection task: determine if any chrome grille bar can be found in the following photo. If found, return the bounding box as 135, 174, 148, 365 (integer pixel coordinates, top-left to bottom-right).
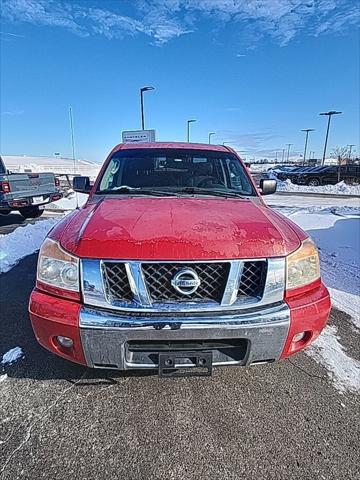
81, 258, 285, 313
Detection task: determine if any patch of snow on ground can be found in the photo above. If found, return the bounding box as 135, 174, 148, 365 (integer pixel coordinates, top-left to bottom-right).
0, 217, 60, 273
306, 325, 360, 394
1, 347, 24, 365
48, 191, 88, 211
288, 207, 360, 328
277, 179, 360, 196
0, 374, 8, 383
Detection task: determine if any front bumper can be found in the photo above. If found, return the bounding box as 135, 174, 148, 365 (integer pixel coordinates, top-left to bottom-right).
79, 304, 290, 369
29, 283, 331, 371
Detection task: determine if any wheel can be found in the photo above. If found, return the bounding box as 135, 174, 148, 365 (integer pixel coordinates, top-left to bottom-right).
306, 178, 320, 187
19, 206, 44, 219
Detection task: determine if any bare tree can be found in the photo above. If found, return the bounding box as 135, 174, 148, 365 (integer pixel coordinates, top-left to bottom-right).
331, 146, 348, 161
331, 146, 349, 183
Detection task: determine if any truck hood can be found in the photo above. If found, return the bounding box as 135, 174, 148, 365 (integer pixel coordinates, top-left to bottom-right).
56, 197, 302, 260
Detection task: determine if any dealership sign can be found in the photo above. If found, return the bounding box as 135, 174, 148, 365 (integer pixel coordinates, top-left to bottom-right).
122, 130, 156, 143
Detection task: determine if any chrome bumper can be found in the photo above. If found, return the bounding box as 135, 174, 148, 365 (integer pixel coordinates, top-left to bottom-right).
79, 303, 290, 370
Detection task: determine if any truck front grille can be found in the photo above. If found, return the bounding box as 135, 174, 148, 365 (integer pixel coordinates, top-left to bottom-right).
102, 263, 132, 302
238, 261, 267, 298
141, 262, 230, 302
101, 260, 267, 305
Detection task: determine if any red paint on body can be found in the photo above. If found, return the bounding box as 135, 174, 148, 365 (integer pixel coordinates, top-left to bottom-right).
30, 142, 331, 368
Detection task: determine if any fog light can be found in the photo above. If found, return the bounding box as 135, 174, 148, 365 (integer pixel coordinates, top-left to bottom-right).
293, 332, 306, 342
56, 336, 73, 348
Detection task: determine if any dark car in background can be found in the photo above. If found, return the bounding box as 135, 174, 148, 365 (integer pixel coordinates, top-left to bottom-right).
276, 165, 360, 187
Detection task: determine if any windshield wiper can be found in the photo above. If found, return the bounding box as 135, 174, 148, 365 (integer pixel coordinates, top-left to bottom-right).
97, 186, 178, 197
173, 187, 248, 198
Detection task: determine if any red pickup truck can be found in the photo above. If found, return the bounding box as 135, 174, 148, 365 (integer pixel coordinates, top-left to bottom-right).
29, 143, 331, 377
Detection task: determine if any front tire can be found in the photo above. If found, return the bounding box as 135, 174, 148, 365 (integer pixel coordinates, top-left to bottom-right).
19, 206, 44, 219
307, 178, 320, 187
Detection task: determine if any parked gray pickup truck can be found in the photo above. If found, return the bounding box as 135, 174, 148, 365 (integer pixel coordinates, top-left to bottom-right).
0, 156, 62, 218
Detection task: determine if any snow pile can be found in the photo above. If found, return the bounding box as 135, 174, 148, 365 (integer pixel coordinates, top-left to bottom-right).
289, 207, 360, 328
286, 206, 360, 393
0, 218, 60, 273
0, 374, 8, 383
1, 347, 23, 365
47, 191, 88, 211
277, 179, 360, 196
306, 325, 360, 394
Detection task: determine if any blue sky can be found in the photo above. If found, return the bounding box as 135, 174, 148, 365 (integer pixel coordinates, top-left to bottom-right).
1, 0, 359, 162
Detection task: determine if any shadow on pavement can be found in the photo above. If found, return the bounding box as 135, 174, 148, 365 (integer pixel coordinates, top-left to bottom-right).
0, 253, 156, 382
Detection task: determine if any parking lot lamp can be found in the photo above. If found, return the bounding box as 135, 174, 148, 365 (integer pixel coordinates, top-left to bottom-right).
347, 144, 355, 163
140, 86, 155, 130
208, 132, 215, 144
286, 143, 293, 163
187, 119, 196, 142
301, 129, 315, 165
320, 111, 342, 165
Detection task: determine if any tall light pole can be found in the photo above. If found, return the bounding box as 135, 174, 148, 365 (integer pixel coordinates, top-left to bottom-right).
208, 132, 215, 144
187, 119, 196, 142
281, 148, 285, 163
140, 86, 154, 130
69, 106, 79, 209
347, 144, 355, 163
301, 129, 315, 165
286, 143, 293, 163
320, 110, 342, 165
69, 106, 76, 174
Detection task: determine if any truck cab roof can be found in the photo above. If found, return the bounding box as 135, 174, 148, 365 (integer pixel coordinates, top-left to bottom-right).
111, 142, 233, 155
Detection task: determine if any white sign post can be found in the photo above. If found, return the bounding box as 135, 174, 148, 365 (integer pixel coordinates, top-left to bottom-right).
122, 130, 156, 143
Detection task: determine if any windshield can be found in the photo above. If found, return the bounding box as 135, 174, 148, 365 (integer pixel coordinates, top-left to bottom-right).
97, 149, 255, 196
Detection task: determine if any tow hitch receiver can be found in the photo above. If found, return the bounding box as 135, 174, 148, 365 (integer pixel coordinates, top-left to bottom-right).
158, 351, 213, 378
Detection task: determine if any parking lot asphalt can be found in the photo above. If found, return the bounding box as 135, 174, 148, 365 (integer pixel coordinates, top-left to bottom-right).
1, 253, 359, 480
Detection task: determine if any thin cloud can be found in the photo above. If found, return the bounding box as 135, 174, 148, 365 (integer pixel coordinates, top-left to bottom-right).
217, 131, 279, 150
1, 110, 24, 116
1, 0, 358, 46
0, 31, 25, 37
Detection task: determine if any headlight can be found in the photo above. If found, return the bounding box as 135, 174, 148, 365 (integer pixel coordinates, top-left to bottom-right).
37, 238, 79, 291
286, 238, 320, 290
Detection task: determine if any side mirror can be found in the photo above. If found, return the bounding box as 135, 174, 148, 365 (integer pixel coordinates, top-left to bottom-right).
259, 179, 277, 195
73, 176, 91, 193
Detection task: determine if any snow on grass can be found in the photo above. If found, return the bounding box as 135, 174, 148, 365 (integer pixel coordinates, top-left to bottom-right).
0, 218, 60, 273
284, 206, 360, 394
306, 325, 360, 394
0, 374, 8, 383
288, 207, 360, 328
1, 347, 24, 365
276, 179, 360, 196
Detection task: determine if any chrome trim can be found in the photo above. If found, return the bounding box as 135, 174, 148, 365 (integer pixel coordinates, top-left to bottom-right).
221, 260, 244, 306
125, 261, 152, 306
79, 302, 290, 369
81, 258, 285, 313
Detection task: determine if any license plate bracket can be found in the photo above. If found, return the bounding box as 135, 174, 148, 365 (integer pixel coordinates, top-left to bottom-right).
158, 351, 213, 378
32, 196, 44, 205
